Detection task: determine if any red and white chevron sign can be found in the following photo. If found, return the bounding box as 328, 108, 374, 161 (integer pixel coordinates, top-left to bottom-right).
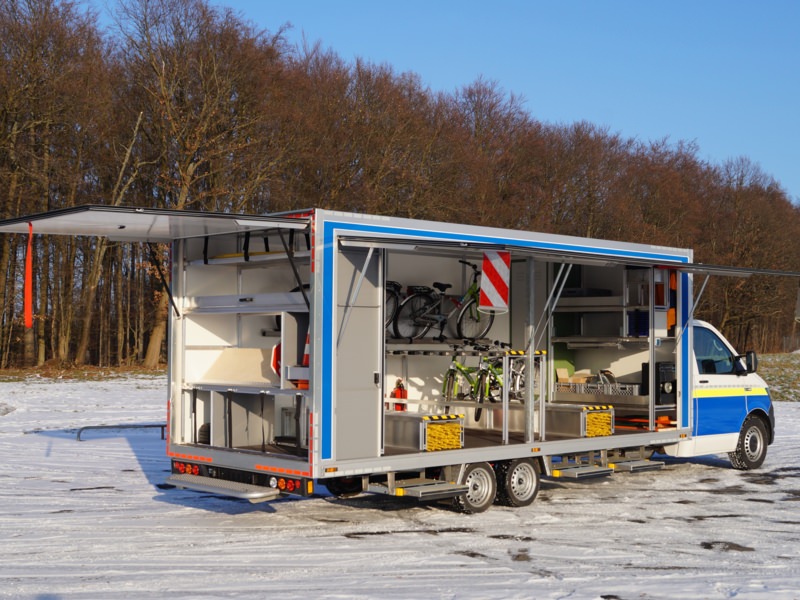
478, 251, 511, 313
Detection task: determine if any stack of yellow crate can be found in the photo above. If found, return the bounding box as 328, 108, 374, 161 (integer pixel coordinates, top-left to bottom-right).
422, 414, 464, 451
584, 405, 614, 437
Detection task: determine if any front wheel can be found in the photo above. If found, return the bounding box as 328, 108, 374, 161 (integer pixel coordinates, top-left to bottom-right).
453, 462, 497, 513
729, 415, 768, 470
456, 298, 494, 340
393, 293, 435, 340
474, 372, 488, 422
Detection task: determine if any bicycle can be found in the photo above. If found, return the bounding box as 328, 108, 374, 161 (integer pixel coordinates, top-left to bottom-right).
441, 343, 482, 404
474, 345, 528, 422
392, 260, 494, 341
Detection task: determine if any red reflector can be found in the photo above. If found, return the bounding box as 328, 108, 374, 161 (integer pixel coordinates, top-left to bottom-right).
192, 465, 199, 475
286, 480, 295, 492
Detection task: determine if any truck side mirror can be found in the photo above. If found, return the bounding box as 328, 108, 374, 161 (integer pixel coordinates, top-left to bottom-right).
745, 350, 758, 374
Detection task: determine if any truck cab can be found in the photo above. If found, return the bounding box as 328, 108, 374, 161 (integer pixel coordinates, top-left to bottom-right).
666, 319, 775, 469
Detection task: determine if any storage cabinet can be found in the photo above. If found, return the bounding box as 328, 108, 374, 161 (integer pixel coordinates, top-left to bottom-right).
174, 232, 311, 450
180, 239, 310, 391
553, 266, 673, 343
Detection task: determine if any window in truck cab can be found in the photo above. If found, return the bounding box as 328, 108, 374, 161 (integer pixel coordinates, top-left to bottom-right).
694, 327, 736, 375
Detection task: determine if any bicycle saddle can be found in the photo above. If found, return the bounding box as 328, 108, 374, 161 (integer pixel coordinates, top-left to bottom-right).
433, 282, 452, 293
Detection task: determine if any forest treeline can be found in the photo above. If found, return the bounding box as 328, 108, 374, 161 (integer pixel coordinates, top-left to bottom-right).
2, 0, 799, 368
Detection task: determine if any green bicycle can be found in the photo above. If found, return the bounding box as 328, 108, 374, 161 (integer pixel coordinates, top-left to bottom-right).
442, 342, 527, 422
442, 344, 482, 404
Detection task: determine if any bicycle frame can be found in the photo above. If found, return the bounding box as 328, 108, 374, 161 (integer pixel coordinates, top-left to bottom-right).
393, 260, 495, 341
442, 276, 481, 321
413, 266, 481, 329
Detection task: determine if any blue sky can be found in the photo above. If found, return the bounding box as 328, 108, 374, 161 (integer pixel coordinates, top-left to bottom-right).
202, 0, 799, 203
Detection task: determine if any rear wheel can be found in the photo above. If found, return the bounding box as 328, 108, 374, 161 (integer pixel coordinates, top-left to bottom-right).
385, 286, 400, 329
453, 462, 497, 513
495, 459, 540, 507
324, 476, 363, 498
443, 368, 468, 404
729, 415, 768, 470
393, 293, 435, 340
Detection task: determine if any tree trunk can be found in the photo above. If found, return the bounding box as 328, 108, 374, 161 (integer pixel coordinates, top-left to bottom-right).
36, 240, 48, 366
115, 245, 125, 366
143, 292, 169, 368
74, 239, 108, 366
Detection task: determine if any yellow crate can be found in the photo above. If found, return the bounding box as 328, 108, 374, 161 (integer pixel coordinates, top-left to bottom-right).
585, 410, 613, 437
424, 421, 463, 451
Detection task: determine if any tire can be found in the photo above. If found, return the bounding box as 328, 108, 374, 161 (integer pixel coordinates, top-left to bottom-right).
324, 476, 363, 498
729, 415, 768, 470
197, 423, 210, 445
443, 369, 458, 402
385, 287, 400, 329
495, 459, 540, 507
393, 293, 435, 340
510, 362, 526, 401
474, 372, 488, 422
456, 298, 495, 340
453, 462, 497, 514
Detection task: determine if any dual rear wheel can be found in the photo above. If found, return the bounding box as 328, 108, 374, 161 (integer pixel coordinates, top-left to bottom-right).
453, 459, 540, 513
326, 460, 541, 513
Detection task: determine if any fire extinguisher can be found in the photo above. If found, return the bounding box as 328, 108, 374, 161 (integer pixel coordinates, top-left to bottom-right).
389, 378, 407, 411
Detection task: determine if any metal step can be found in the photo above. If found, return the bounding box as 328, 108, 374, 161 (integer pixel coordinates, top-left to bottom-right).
609, 459, 665, 473
368, 478, 469, 501
166, 474, 282, 503
551, 465, 614, 479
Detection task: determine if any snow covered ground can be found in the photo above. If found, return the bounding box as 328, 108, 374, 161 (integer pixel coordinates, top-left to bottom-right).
1, 374, 799, 599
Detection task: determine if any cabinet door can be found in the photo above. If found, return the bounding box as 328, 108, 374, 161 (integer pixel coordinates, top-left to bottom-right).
334, 248, 383, 460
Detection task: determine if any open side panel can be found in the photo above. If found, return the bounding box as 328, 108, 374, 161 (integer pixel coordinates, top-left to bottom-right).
0, 205, 309, 242
333, 247, 383, 460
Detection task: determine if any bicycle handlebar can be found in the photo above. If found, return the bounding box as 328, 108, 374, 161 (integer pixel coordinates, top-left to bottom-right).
458, 259, 478, 271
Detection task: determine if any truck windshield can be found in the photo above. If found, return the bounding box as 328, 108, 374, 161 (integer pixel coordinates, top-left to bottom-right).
694, 327, 736, 375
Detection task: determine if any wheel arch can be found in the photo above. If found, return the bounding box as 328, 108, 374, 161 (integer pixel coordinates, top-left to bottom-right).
747, 407, 774, 445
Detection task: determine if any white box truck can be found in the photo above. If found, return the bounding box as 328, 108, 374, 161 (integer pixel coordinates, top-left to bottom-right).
0, 206, 787, 512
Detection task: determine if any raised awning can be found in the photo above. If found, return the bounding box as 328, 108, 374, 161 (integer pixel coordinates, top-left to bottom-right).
0, 205, 309, 243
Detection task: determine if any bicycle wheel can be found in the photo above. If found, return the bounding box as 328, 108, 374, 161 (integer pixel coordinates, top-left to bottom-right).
385, 287, 400, 329
456, 298, 495, 340
474, 372, 488, 422
443, 369, 458, 402
393, 292, 435, 340
510, 361, 526, 401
